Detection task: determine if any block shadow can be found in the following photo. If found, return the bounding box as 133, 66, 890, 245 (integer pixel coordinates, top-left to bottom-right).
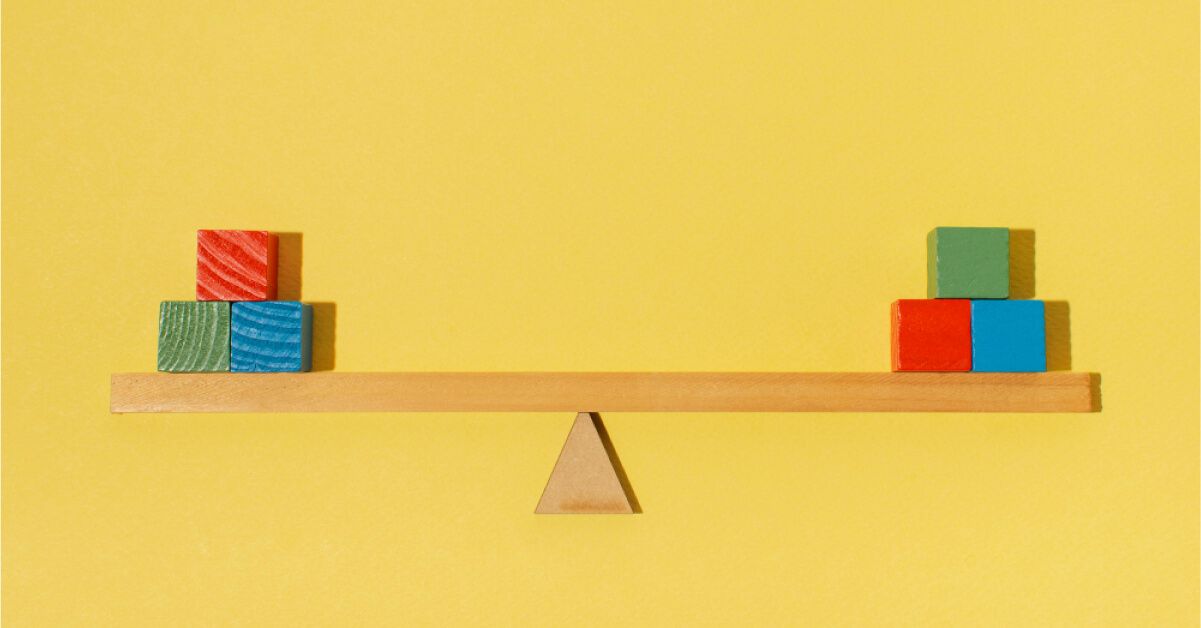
1010, 228, 1035, 299
593, 413, 642, 514
1011, 230, 1074, 372
310, 302, 337, 371
277, 232, 303, 300
1044, 300, 1071, 371
275, 233, 336, 371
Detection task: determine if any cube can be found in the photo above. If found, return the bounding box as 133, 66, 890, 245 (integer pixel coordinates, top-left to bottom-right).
197, 230, 277, 301
891, 299, 972, 371
971, 300, 1046, 372
927, 227, 1009, 299
158, 301, 231, 372
231, 301, 312, 372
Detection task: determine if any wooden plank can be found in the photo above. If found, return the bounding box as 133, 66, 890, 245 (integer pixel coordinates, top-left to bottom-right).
110, 372, 1097, 413
536, 413, 634, 514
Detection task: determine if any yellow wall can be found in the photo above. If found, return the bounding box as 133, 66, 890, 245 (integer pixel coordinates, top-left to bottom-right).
3, 1, 1198, 625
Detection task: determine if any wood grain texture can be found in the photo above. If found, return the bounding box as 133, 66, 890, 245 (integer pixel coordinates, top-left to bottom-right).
196, 230, 277, 301
111, 372, 1096, 413
231, 302, 312, 372
536, 413, 634, 514
156, 302, 231, 372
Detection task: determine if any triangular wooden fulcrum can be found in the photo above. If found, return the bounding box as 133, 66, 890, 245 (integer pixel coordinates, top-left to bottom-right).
535, 412, 635, 514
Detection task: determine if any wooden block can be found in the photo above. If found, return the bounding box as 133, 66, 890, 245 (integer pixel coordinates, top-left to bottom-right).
231, 302, 312, 372
536, 413, 634, 514
110, 372, 1097, 413
157, 301, 230, 372
891, 299, 972, 371
196, 230, 277, 301
927, 227, 1009, 298
971, 300, 1047, 372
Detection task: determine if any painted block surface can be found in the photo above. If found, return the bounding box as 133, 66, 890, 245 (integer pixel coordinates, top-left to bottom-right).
971, 300, 1047, 372
891, 299, 972, 371
158, 301, 231, 372
231, 301, 312, 372
927, 227, 1009, 299
196, 230, 277, 301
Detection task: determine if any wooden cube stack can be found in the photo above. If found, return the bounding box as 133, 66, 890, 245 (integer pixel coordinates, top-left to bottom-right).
892, 227, 1048, 372
157, 230, 312, 372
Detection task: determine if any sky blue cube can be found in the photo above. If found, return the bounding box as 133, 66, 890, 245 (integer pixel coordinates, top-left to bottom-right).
970, 300, 1046, 372
231, 301, 312, 372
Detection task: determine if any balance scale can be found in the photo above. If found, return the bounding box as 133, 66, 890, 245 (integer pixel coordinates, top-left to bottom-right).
110, 371, 1098, 514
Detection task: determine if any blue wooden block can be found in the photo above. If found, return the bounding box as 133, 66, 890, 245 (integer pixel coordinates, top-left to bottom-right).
231, 301, 312, 372
971, 300, 1046, 372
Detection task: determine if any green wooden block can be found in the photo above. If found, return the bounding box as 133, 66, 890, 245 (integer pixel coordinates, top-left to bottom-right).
157, 301, 231, 372
926, 227, 1009, 298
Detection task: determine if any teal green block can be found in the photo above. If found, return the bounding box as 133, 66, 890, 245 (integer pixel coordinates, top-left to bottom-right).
157, 301, 231, 372
927, 227, 1009, 298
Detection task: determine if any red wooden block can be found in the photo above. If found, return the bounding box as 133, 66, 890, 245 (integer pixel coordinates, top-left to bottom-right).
891, 299, 972, 372
196, 230, 277, 301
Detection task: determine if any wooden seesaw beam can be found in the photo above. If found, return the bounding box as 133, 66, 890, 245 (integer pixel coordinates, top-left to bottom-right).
110, 372, 1097, 413
109, 371, 1098, 514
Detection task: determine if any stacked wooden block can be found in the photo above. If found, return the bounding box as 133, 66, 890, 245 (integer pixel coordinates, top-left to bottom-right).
892, 227, 1046, 372
158, 230, 312, 372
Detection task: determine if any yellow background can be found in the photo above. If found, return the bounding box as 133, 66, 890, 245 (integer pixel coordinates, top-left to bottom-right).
4, 1, 1198, 625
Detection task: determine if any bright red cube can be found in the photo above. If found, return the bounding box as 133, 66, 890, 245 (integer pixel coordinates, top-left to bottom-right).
891, 299, 972, 371
196, 230, 277, 301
